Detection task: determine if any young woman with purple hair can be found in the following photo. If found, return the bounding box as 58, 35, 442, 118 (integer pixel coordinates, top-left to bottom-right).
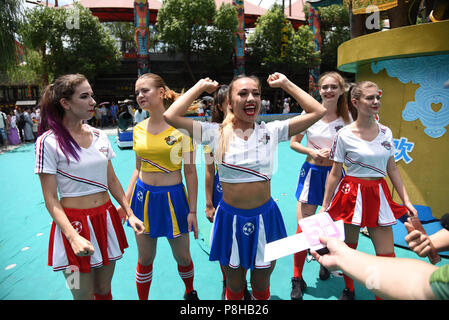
35, 74, 144, 300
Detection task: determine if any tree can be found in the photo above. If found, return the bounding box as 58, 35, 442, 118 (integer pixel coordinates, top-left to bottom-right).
0, 0, 23, 74
247, 4, 319, 76
20, 3, 121, 85
156, 0, 216, 82
202, 3, 238, 77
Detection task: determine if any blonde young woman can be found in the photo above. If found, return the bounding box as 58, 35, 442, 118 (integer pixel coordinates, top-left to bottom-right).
319, 81, 417, 300
35, 74, 144, 300
289, 72, 352, 300
124, 73, 199, 300
164, 72, 325, 300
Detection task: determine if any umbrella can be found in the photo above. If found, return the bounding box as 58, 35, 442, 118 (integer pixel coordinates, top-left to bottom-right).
98, 102, 110, 106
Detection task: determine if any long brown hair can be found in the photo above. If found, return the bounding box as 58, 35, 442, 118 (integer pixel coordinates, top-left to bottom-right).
318, 72, 350, 124
38, 73, 88, 162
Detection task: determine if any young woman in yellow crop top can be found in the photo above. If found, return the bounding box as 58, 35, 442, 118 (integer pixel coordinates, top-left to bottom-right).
123, 73, 199, 300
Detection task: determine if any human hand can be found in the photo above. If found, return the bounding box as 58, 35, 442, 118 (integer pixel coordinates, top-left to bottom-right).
188, 213, 199, 239
117, 205, 127, 224
205, 205, 216, 223
267, 72, 289, 89
69, 234, 95, 257
404, 221, 431, 258
128, 215, 145, 235
310, 148, 330, 161
310, 236, 350, 271
198, 78, 219, 94
405, 202, 418, 217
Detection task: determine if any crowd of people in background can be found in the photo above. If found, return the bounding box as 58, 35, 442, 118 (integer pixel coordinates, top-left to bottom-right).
0, 105, 40, 149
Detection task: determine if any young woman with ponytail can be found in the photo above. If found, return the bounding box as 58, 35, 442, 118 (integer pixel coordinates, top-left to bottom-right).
164, 72, 325, 300
319, 81, 417, 300
124, 73, 199, 300
289, 72, 352, 300
35, 74, 144, 300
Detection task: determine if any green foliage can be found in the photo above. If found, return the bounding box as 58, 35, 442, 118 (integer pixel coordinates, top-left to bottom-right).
202, 3, 238, 71
20, 3, 121, 83
247, 5, 320, 75
0, 0, 23, 73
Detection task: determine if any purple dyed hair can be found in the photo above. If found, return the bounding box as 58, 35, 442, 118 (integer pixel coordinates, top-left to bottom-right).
38, 74, 88, 162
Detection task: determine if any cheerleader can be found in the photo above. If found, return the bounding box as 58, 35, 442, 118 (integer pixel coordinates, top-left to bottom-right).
35, 74, 144, 300
289, 72, 352, 300
124, 73, 199, 300
164, 72, 325, 300
319, 80, 417, 300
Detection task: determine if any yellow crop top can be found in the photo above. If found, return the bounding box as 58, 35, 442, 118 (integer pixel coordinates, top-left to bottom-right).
133, 119, 194, 173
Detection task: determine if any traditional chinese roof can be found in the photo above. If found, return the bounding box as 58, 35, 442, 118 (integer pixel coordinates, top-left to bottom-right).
78, 0, 305, 27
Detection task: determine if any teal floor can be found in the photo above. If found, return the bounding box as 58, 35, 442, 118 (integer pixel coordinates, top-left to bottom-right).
1, 135, 447, 300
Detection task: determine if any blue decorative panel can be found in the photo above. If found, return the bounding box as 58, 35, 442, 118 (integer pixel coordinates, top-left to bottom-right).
372, 54, 449, 138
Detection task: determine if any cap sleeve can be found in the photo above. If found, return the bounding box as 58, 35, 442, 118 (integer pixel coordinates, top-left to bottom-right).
35, 132, 58, 174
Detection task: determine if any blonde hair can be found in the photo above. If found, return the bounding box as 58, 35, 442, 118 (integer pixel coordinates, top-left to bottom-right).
347, 81, 378, 121
215, 75, 261, 161
137, 73, 180, 109
318, 71, 350, 124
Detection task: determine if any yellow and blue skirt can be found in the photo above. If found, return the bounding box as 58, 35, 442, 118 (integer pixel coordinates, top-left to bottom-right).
129, 179, 190, 239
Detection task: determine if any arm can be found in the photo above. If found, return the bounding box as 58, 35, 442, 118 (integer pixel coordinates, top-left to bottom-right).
266, 73, 326, 137
290, 133, 329, 161
39, 173, 94, 256
405, 222, 449, 255
183, 150, 199, 239
319, 162, 343, 212
107, 161, 144, 234
311, 237, 438, 300
163, 78, 219, 140
386, 156, 417, 216
204, 156, 216, 223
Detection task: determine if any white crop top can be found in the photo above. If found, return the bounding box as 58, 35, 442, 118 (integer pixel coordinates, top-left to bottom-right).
330, 124, 395, 178
301, 112, 351, 150
35, 125, 115, 197
201, 120, 290, 183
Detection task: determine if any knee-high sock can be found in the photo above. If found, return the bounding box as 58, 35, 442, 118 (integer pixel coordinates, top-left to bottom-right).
343, 243, 358, 291
178, 260, 194, 293
374, 252, 395, 300
293, 225, 307, 279
251, 285, 271, 300
136, 262, 153, 300
226, 286, 244, 300
94, 291, 112, 300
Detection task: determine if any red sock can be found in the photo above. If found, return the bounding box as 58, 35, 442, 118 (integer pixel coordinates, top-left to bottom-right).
94, 291, 112, 300
226, 287, 244, 300
374, 252, 395, 300
293, 225, 307, 279
178, 260, 194, 293
136, 262, 153, 300
343, 243, 358, 292
251, 285, 271, 300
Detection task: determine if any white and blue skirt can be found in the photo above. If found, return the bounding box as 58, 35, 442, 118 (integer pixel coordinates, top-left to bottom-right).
295, 162, 344, 205
209, 198, 287, 270
129, 179, 190, 239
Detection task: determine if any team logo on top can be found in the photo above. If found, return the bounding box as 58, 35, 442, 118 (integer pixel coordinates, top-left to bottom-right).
258, 133, 270, 145
381, 141, 392, 150
341, 183, 351, 194
71, 221, 83, 234
242, 222, 255, 236
137, 190, 144, 202
334, 125, 343, 132
165, 136, 177, 145
98, 147, 109, 156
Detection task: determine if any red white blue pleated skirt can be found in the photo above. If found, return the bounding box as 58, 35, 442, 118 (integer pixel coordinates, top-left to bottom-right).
209, 198, 287, 270
48, 200, 128, 273
326, 176, 408, 228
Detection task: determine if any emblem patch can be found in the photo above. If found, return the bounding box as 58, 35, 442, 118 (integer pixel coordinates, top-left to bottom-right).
242, 222, 255, 236
165, 136, 177, 145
